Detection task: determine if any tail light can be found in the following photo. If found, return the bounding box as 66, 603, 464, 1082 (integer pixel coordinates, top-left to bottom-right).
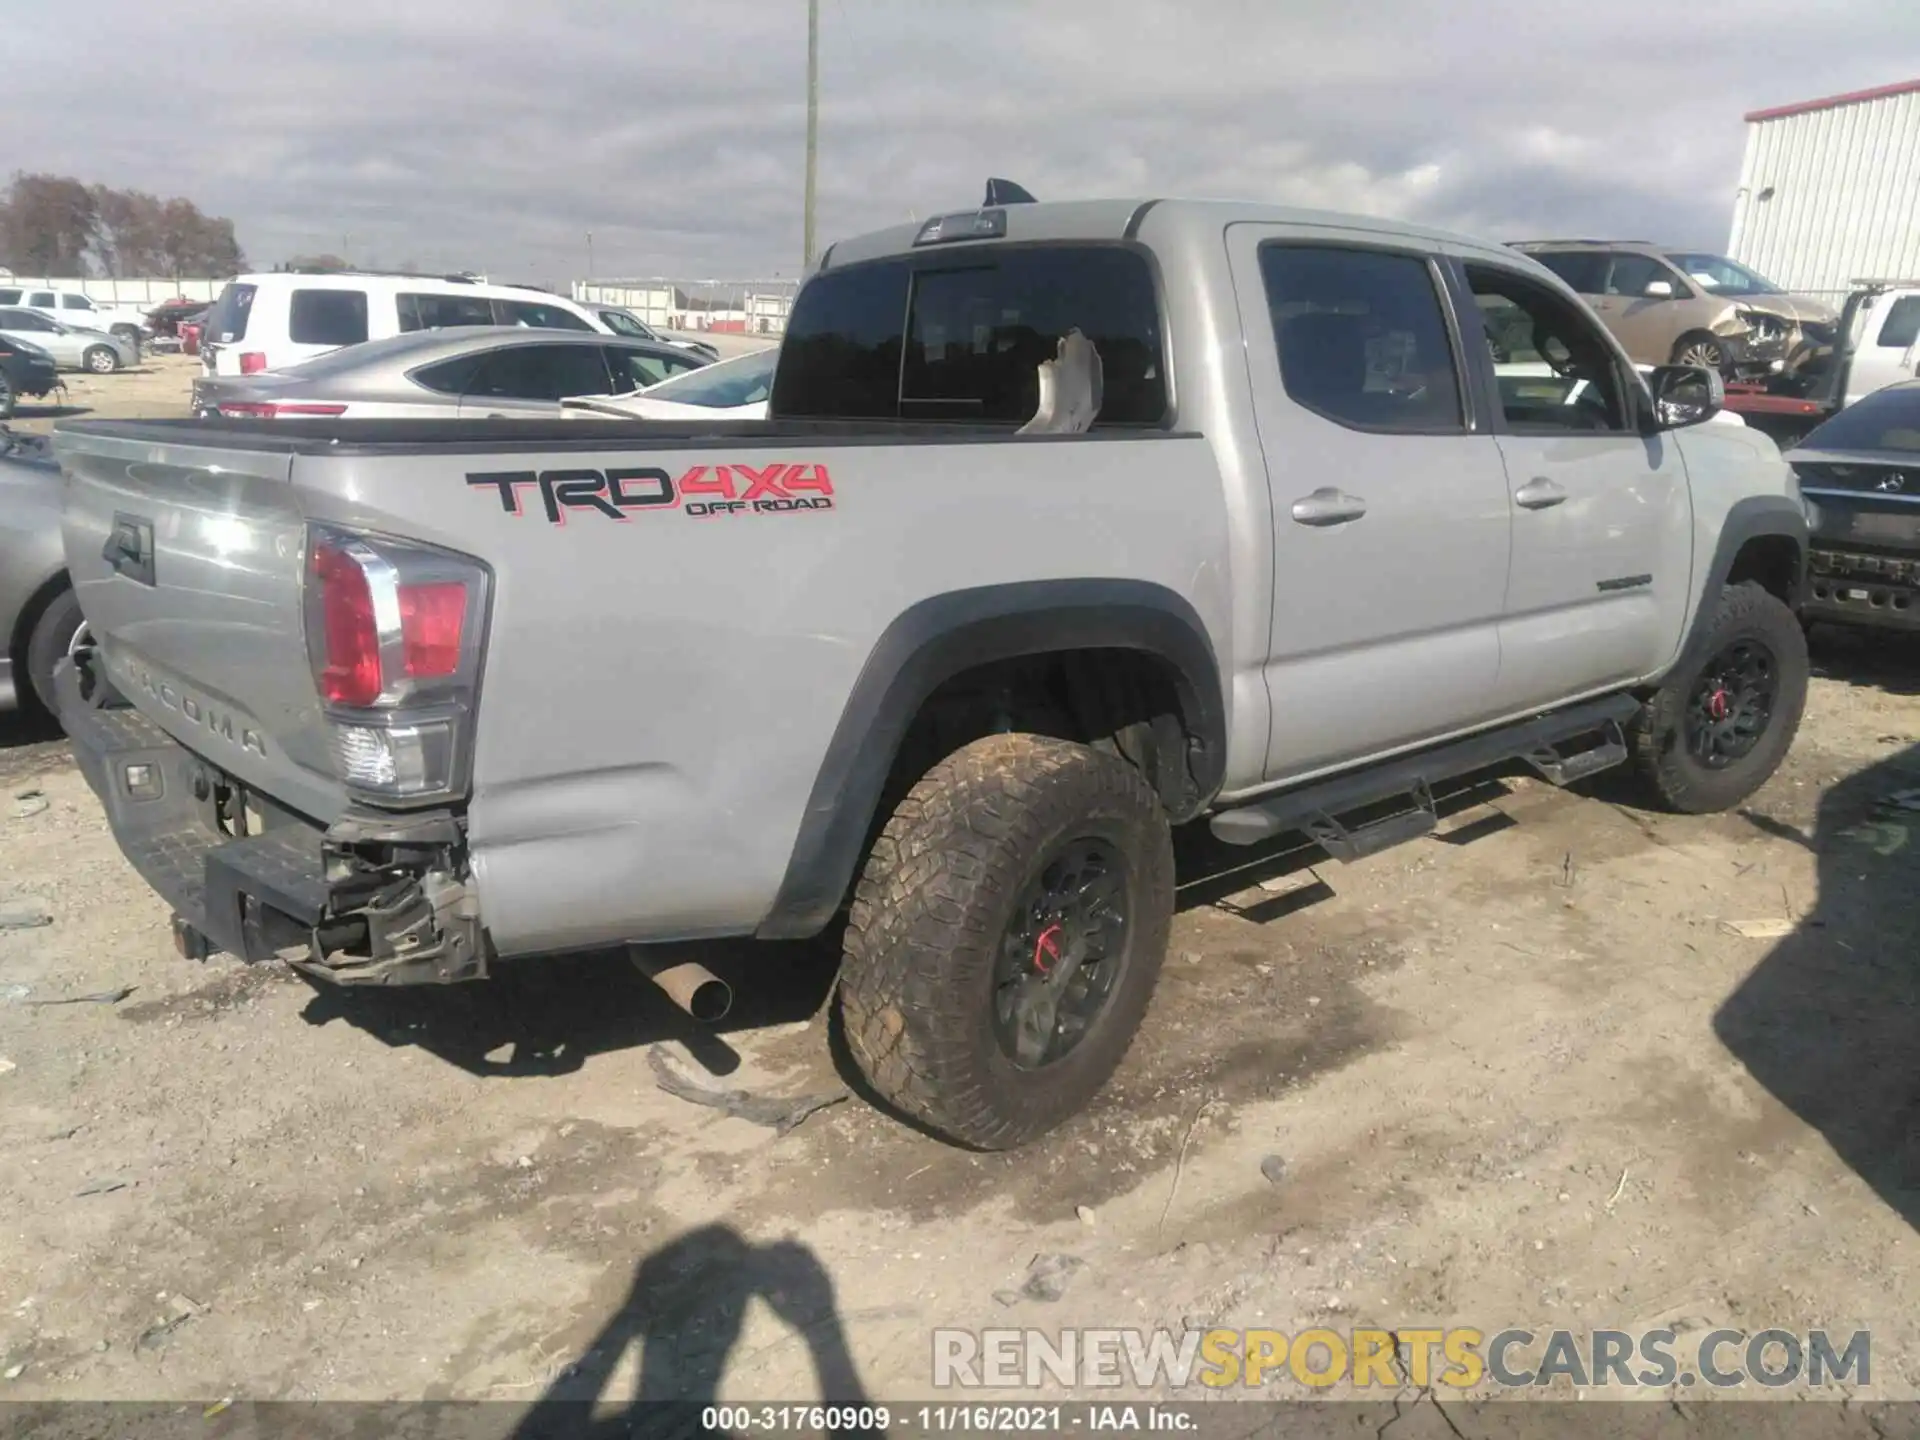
302, 526, 490, 805
239, 352, 268, 374
217, 402, 348, 419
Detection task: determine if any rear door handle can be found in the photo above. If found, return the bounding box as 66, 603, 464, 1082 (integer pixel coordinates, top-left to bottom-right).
1514, 477, 1569, 510
1290, 488, 1368, 526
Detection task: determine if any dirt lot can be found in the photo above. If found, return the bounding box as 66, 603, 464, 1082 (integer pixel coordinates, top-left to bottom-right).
3, 365, 1919, 1421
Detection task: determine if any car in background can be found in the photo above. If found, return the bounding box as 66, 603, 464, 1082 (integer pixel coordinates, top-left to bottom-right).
0, 285, 150, 353
0, 308, 138, 373
199, 270, 621, 377
588, 305, 722, 363
1511, 240, 1838, 378
190, 327, 709, 420
563, 345, 776, 420
147, 297, 212, 339
1789, 381, 1920, 634
0, 336, 61, 419
0, 426, 84, 720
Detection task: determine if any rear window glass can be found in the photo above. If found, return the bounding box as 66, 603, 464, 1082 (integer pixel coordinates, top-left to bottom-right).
207, 282, 257, 343
1800, 385, 1920, 454
289, 289, 368, 347
498, 299, 593, 331
773, 245, 1167, 425
398, 292, 497, 331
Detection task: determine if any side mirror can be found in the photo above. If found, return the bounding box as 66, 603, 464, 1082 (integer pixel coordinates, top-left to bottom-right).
1647, 363, 1724, 429
1643, 280, 1675, 299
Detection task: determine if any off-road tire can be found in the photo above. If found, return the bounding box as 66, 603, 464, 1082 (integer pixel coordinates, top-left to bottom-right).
838, 733, 1175, 1150
1629, 581, 1807, 814
23, 586, 85, 719
83, 345, 120, 374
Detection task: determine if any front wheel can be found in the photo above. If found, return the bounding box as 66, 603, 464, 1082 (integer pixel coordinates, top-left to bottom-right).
0, 371, 14, 420
1671, 333, 1729, 373
838, 733, 1175, 1149
83, 345, 120, 374
1629, 581, 1808, 813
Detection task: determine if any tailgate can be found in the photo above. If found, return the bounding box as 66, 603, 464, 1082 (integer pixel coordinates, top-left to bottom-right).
56, 427, 349, 824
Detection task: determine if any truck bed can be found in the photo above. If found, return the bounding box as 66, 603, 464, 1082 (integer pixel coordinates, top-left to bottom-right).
60, 415, 1190, 453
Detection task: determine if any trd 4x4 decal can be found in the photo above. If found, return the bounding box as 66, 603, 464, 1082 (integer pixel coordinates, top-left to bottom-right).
467, 463, 835, 524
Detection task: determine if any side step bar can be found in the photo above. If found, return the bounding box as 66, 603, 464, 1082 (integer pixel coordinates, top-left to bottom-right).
1210, 694, 1640, 853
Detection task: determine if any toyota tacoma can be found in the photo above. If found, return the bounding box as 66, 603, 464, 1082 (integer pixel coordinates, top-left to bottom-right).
38, 194, 1810, 1148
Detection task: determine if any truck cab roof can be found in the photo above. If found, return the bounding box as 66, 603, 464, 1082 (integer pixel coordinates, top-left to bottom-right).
819, 197, 1526, 272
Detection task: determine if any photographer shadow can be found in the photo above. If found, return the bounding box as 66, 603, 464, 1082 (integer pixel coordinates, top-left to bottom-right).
511, 1224, 882, 1440
1715, 735, 1920, 1228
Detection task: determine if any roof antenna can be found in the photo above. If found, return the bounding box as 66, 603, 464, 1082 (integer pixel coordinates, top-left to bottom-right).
984, 178, 1037, 206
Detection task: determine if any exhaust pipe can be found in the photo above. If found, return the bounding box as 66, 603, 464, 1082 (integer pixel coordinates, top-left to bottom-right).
628, 948, 732, 1023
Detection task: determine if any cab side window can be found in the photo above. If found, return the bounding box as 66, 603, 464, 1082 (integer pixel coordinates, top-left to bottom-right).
1259, 244, 1465, 433
1467, 265, 1630, 433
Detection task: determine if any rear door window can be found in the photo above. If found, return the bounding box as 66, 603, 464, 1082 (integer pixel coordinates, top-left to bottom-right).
398, 292, 498, 331
1258, 245, 1464, 433
27, 291, 55, 308
608, 345, 704, 390
1876, 297, 1920, 350
207, 282, 257, 342
288, 289, 369, 347
1529, 251, 1608, 295
774, 245, 1167, 424
496, 299, 594, 331
467, 343, 613, 401
411, 353, 488, 395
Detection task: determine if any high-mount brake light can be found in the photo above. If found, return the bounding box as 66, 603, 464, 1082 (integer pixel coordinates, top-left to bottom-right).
913, 208, 1008, 247
302, 526, 490, 804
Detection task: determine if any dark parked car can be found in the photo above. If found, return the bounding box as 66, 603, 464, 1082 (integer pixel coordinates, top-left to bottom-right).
1791, 381, 1920, 633
0, 335, 61, 419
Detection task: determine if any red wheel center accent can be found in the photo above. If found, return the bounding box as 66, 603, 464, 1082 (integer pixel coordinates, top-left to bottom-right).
1708, 688, 1730, 721
1034, 923, 1065, 973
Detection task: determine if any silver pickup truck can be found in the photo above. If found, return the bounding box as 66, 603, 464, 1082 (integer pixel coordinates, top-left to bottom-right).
41, 196, 1811, 1149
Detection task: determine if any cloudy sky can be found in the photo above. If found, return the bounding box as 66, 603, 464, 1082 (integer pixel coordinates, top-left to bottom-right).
10, 0, 1920, 283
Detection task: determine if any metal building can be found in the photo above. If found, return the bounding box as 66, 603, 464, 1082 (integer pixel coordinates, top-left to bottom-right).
1727, 78, 1920, 300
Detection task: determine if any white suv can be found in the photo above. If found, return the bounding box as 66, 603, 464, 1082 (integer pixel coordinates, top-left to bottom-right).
199, 271, 614, 376
0, 286, 151, 350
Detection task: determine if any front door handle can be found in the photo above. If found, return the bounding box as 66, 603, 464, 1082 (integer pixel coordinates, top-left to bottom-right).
1290, 487, 1368, 526
1514, 477, 1569, 510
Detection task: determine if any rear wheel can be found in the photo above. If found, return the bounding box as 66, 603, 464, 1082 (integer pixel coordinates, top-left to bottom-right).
838, 733, 1175, 1149
1671, 333, 1729, 372
23, 586, 86, 719
0, 371, 14, 420
83, 345, 119, 375
1629, 582, 1807, 813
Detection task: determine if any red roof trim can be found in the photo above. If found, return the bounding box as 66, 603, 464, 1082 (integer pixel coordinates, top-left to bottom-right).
1746, 78, 1920, 123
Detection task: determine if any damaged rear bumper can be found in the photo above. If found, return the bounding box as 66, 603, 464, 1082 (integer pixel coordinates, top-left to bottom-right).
53, 660, 487, 985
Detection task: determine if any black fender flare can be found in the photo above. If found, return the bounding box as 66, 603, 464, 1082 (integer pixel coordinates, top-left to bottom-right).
756, 579, 1228, 940
1671, 493, 1808, 679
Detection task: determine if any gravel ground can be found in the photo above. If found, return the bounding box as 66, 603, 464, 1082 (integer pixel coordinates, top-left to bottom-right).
2, 362, 1918, 1425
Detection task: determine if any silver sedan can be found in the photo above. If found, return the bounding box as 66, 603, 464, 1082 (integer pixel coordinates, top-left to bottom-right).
0, 308, 139, 373
191, 327, 710, 420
